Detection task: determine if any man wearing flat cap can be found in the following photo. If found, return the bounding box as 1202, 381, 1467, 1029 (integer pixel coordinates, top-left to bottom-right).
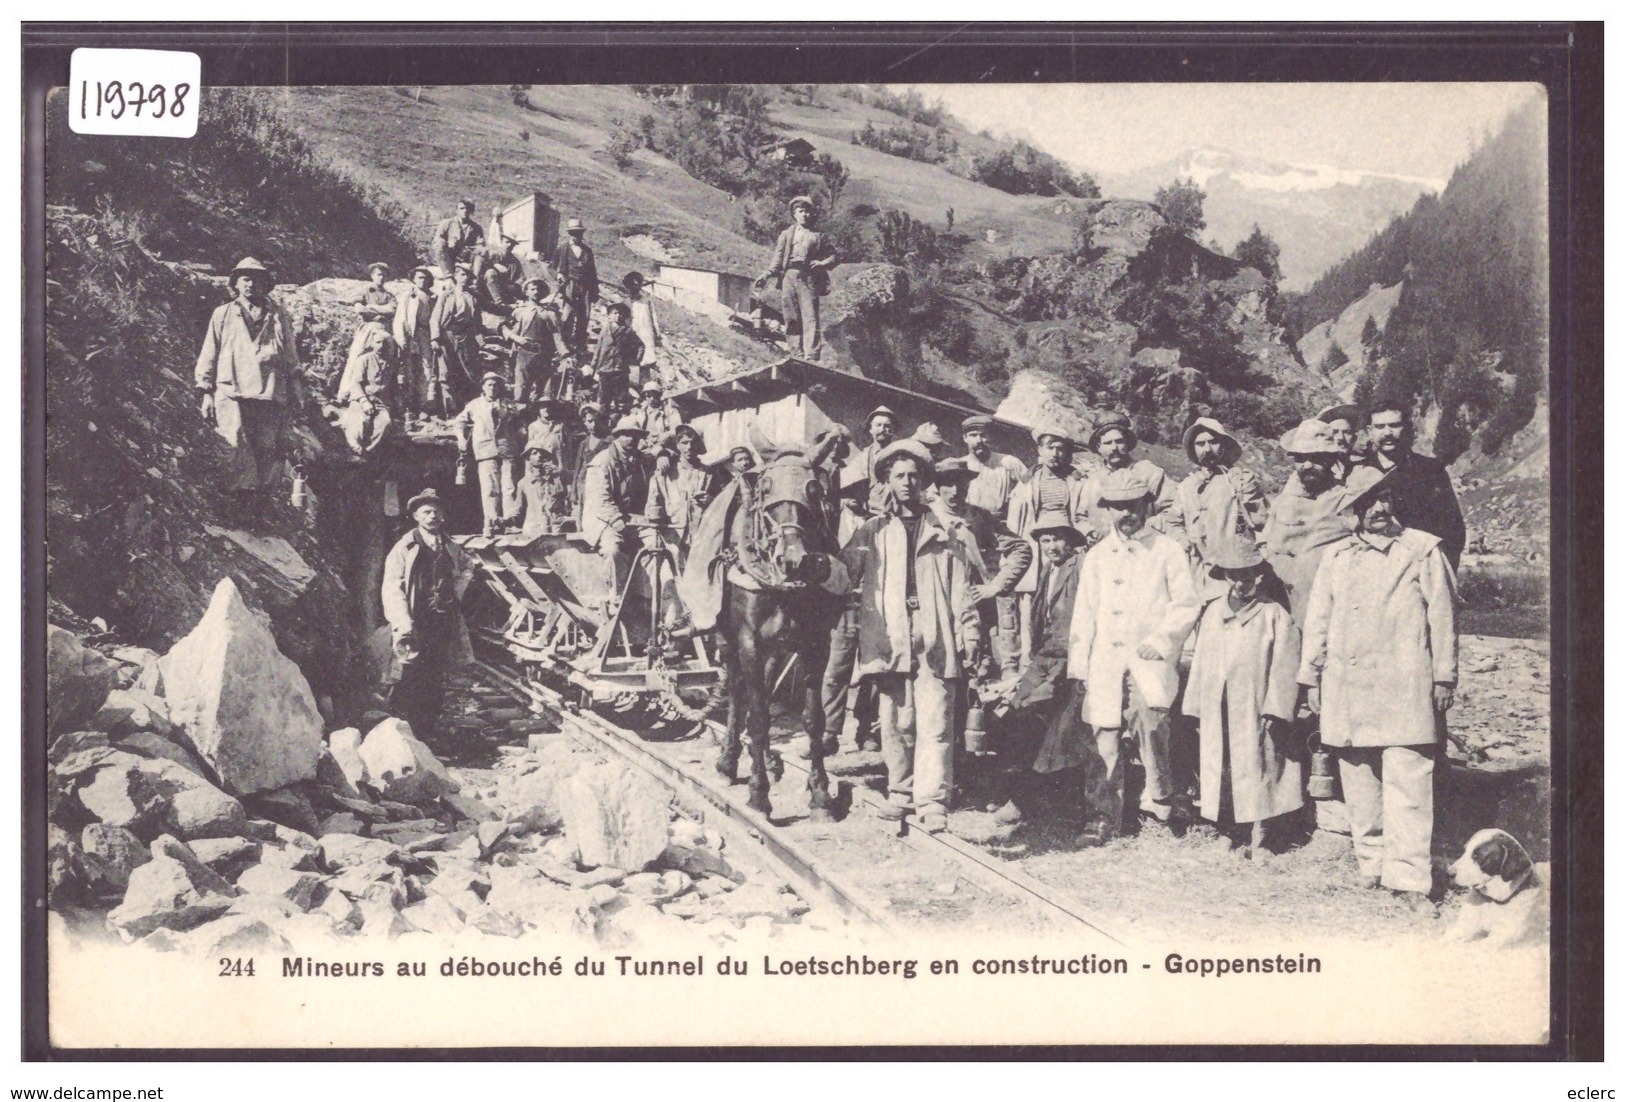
1065, 467, 1201, 845
514, 443, 572, 538
1261, 418, 1356, 629
581, 413, 652, 595
553, 218, 599, 353
1298, 465, 1458, 909
381, 488, 474, 742
932, 457, 1033, 683
818, 463, 880, 754
477, 233, 525, 318
501, 276, 572, 405
960, 414, 1028, 517
1172, 417, 1270, 586
1358, 398, 1466, 571
355, 262, 397, 322
758, 195, 838, 362
622, 272, 664, 386
589, 301, 644, 413
434, 198, 487, 279
393, 265, 440, 422
194, 257, 306, 516
432, 262, 484, 410
456, 373, 525, 535
1077, 411, 1174, 543
1006, 422, 1092, 660
1316, 402, 1364, 466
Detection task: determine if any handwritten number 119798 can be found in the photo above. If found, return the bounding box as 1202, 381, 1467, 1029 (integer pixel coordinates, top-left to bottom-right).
79, 80, 190, 122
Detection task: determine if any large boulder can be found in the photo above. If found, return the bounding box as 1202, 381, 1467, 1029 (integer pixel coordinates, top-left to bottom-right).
158, 578, 324, 796
75, 756, 167, 838
325, 728, 368, 793
130, 757, 248, 841
357, 719, 458, 805
560, 762, 671, 872
80, 823, 149, 895
107, 855, 235, 938
47, 626, 119, 737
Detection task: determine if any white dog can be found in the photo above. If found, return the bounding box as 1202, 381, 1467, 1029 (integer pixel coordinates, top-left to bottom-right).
1442, 828, 1549, 948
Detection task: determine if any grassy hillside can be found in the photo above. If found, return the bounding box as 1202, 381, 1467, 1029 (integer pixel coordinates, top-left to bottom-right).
44, 89, 426, 715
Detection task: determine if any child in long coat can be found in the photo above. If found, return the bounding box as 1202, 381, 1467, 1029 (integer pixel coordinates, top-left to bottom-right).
1183, 540, 1304, 857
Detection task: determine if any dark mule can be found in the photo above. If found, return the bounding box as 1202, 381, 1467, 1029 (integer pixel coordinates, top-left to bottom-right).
710, 431, 844, 818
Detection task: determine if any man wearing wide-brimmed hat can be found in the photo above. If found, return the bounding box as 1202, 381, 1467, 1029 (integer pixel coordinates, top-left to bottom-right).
1172, 416, 1269, 582
631, 378, 682, 451
757, 194, 838, 361
643, 422, 719, 558
844, 405, 900, 515
817, 462, 881, 755
992, 509, 1088, 827
808, 438, 981, 833
434, 197, 486, 279
553, 217, 599, 353
1065, 467, 1201, 845
1260, 418, 1356, 629
393, 264, 440, 422
194, 257, 305, 515
381, 488, 474, 743
1077, 411, 1174, 542
501, 275, 571, 404
455, 372, 525, 535
1183, 536, 1303, 857
1298, 464, 1458, 909
355, 261, 397, 322
581, 413, 652, 592
959, 414, 1028, 517
431, 262, 484, 411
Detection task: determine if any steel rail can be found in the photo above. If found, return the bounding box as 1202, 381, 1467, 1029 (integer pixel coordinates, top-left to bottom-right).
471, 657, 901, 934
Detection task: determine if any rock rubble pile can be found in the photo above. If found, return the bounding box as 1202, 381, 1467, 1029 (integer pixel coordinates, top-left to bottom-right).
47, 581, 812, 953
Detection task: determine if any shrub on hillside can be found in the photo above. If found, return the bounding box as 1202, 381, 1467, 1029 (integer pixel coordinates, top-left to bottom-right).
606, 116, 642, 171
960, 141, 1099, 199
861, 85, 949, 128
851, 120, 958, 165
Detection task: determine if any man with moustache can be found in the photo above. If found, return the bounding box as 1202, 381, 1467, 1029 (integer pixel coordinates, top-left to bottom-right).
1077, 411, 1174, 543
1358, 400, 1466, 571
1298, 466, 1458, 910
1172, 417, 1270, 585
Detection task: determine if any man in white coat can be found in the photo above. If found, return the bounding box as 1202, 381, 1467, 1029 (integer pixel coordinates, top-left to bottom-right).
1297, 466, 1458, 910
1067, 467, 1201, 845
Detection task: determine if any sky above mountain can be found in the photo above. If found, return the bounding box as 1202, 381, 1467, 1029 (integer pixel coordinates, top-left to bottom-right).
926, 82, 1542, 181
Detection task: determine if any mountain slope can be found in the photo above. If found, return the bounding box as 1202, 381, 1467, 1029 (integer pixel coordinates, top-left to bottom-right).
1286, 95, 1548, 463
1102, 148, 1440, 289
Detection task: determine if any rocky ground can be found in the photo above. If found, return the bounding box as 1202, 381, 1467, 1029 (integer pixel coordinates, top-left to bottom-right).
46, 587, 821, 958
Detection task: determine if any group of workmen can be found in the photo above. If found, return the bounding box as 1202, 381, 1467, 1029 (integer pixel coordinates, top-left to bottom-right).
792, 397, 1464, 909
193, 194, 1468, 906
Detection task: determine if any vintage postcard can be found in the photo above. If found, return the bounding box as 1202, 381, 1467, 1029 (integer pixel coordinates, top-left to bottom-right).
28, 28, 1581, 1054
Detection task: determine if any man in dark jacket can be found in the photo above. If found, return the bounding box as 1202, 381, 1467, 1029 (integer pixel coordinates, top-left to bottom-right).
434, 198, 486, 278
1360, 402, 1466, 570
553, 218, 599, 353
757, 195, 837, 362
990, 511, 1087, 826
381, 489, 474, 742
589, 302, 644, 412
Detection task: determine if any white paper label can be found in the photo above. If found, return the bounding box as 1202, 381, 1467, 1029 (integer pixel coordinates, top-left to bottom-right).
68, 48, 201, 138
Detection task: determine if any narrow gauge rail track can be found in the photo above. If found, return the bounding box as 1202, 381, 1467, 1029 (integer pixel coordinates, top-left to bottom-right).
471, 637, 1127, 947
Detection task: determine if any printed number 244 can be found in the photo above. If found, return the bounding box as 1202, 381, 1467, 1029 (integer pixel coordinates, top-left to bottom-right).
219, 957, 255, 977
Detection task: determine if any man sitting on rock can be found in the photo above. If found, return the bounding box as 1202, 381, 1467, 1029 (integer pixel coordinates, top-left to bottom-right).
382, 489, 474, 744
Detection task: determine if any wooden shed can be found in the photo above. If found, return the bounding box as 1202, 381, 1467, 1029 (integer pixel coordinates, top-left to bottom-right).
655, 264, 757, 316
667, 357, 1035, 465
488, 191, 560, 264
